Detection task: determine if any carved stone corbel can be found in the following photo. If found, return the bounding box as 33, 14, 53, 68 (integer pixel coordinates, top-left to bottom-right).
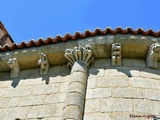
146, 43, 160, 69
111, 43, 122, 66
38, 53, 50, 75
64, 45, 94, 68
8, 58, 20, 78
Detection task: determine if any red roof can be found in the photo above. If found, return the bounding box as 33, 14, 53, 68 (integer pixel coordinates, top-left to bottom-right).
0, 21, 14, 44
0, 27, 160, 52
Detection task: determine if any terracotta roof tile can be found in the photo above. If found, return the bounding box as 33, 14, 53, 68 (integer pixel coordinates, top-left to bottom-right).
0, 27, 160, 52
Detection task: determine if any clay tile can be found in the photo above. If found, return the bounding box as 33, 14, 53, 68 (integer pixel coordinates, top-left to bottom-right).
85, 30, 92, 36
94, 28, 102, 35
115, 27, 122, 33
55, 35, 62, 42
9, 43, 17, 50
44, 36, 52, 44
18, 41, 27, 49
137, 28, 144, 32
27, 40, 36, 47
146, 29, 154, 36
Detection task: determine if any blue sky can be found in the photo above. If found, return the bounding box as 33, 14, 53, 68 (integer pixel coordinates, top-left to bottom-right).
1, 0, 160, 44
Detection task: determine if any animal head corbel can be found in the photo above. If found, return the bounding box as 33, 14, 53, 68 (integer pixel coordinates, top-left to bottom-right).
8, 58, 20, 78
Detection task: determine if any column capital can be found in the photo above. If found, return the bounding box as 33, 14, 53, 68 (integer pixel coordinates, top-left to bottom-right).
64, 45, 94, 68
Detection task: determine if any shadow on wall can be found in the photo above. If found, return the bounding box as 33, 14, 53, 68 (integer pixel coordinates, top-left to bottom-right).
88, 65, 160, 78
0, 64, 70, 88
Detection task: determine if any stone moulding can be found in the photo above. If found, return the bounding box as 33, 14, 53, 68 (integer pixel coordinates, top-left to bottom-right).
146, 43, 160, 69
7, 58, 20, 78
38, 53, 50, 75
0, 34, 160, 72
111, 43, 122, 66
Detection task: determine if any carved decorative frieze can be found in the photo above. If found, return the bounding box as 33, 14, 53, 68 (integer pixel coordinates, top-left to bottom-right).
64, 45, 94, 67
8, 58, 20, 78
111, 43, 122, 66
146, 43, 160, 69
38, 53, 50, 75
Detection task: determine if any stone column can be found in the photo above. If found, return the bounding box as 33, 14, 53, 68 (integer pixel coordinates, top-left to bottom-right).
62, 45, 94, 120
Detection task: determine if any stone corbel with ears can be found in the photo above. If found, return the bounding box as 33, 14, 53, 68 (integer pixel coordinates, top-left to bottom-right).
38, 53, 50, 75
8, 58, 20, 78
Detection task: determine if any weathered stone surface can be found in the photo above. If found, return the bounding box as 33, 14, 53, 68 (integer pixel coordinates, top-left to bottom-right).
59, 82, 69, 93
4, 86, 33, 97
134, 99, 160, 114
115, 35, 156, 58
22, 77, 44, 86
48, 66, 61, 75
129, 77, 160, 89
0, 72, 10, 80
112, 87, 143, 98
93, 58, 111, 68
100, 98, 133, 112
62, 106, 82, 120
32, 84, 59, 95
70, 72, 87, 85
8, 97, 21, 107
71, 61, 88, 74
0, 88, 7, 96
54, 103, 64, 117
104, 68, 128, 76
122, 58, 146, 68
140, 68, 160, 80
86, 88, 111, 99
0, 80, 13, 88
143, 89, 160, 101
19, 95, 46, 106
19, 69, 31, 78
87, 78, 96, 89
84, 99, 100, 113
27, 105, 56, 118
0, 98, 10, 108
84, 113, 111, 120
64, 92, 84, 110
60, 65, 70, 75
97, 76, 129, 87
26, 68, 40, 78
45, 93, 66, 104
67, 82, 85, 95
4, 107, 30, 119
114, 67, 141, 77
88, 68, 104, 78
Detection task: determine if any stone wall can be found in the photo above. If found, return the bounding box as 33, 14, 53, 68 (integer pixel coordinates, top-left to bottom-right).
0, 65, 70, 120
0, 58, 160, 120
84, 58, 160, 120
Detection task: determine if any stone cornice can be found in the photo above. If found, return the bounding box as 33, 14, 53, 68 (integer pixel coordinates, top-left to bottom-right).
0, 34, 160, 72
